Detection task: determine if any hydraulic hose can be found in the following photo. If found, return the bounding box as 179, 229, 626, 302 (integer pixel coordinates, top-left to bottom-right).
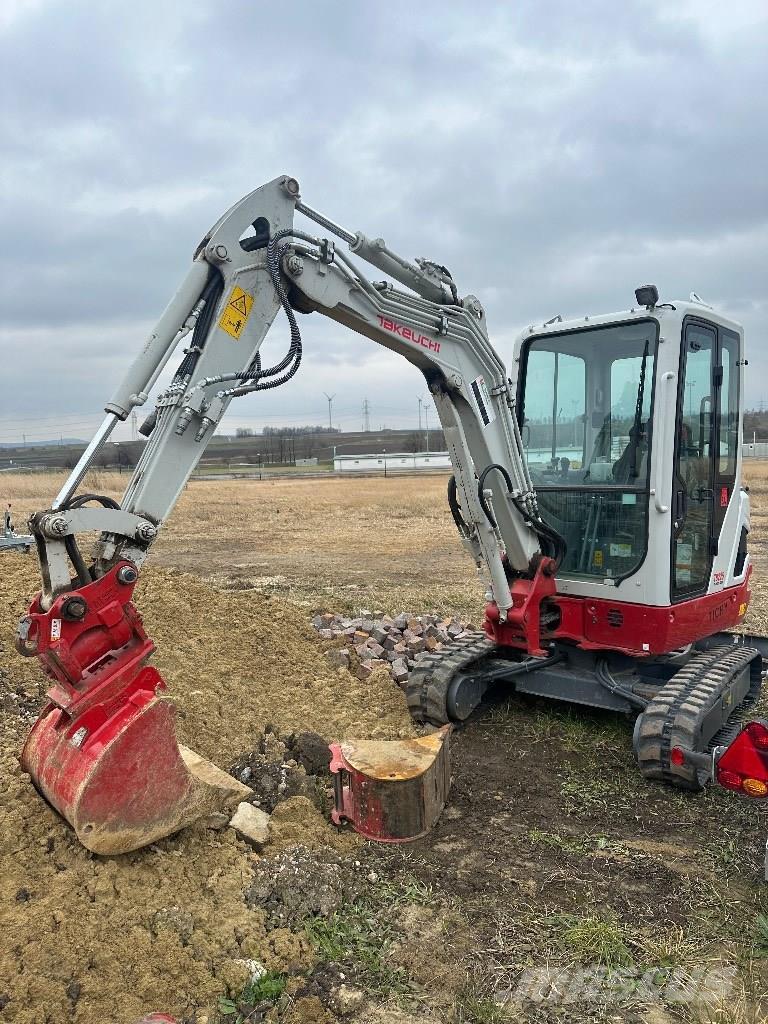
596, 659, 649, 711
477, 463, 567, 571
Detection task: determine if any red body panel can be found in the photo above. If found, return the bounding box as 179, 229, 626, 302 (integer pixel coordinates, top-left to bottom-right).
485, 567, 751, 657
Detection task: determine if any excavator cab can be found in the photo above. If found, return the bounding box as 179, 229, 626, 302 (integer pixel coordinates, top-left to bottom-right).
513, 292, 749, 634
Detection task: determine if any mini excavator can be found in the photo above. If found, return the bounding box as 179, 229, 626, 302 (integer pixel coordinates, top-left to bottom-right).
14, 176, 768, 854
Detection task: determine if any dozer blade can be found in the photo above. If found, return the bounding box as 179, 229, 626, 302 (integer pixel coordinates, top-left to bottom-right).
21, 666, 250, 856
330, 726, 452, 842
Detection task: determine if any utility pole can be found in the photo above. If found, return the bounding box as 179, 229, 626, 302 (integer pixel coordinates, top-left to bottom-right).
131, 411, 138, 441
323, 392, 335, 431
362, 398, 371, 432
418, 396, 423, 435
424, 403, 430, 451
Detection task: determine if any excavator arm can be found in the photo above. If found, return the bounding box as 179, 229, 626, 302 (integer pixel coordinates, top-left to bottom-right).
35, 174, 559, 613
17, 175, 561, 853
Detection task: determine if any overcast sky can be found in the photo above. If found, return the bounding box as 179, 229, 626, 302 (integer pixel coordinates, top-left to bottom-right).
1, 0, 766, 443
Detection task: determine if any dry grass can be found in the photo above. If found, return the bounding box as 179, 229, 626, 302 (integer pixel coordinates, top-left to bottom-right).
1, 469, 483, 617
6, 460, 768, 622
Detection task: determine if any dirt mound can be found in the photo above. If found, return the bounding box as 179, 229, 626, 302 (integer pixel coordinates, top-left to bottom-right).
0, 557, 414, 1024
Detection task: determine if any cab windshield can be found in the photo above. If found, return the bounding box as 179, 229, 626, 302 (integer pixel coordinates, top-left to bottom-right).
519, 319, 658, 580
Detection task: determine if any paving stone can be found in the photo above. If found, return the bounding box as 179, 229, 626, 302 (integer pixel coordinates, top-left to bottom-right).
229, 803, 271, 850
391, 658, 409, 683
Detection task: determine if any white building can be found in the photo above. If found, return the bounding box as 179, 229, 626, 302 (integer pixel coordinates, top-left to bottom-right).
334, 451, 451, 473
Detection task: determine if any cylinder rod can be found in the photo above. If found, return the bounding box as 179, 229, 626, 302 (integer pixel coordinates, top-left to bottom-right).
295, 200, 357, 246
52, 414, 119, 510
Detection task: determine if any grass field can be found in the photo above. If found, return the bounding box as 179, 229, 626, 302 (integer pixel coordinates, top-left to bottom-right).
2, 466, 768, 1022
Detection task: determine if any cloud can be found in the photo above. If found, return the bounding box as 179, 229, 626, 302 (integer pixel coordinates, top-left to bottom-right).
0, 0, 766, 444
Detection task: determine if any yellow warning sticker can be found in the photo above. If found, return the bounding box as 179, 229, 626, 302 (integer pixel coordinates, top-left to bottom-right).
219, 285, 254, 340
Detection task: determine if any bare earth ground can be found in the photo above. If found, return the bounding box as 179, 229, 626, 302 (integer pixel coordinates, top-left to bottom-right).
2, 468, 768, 1024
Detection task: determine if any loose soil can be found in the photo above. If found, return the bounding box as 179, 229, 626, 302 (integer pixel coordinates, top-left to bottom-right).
2, 469, 768, 1022
0, 556, 410, 1024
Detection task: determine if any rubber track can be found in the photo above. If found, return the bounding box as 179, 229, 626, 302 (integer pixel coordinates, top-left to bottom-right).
635, 644, 761, 791
405, 631, 495, 726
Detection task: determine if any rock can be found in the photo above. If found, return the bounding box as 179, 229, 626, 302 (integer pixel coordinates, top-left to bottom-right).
230, 802, 271, 850
319, 613, 335, 628
393, 613, 409, 630
391, 659, 409, 684
318, 628, 334, 640
371, 626, 388, 643
330, 984, 366, 1016
366, 640, 385, 659
360, 618, 375, 633
424, 635, 441, 652
382, 634, 398, 651
356, 660, 374, 680
325, 648, 350, 670
353, 630, 369, 644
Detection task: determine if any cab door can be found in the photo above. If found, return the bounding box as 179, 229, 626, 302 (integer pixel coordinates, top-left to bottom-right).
671, 318, 739, 600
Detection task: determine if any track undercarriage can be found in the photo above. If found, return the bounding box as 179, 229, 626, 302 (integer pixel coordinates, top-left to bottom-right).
405, 630, 766, 791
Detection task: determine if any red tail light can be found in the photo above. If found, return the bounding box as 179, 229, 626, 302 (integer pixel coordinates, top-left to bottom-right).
716, 720, 768, 798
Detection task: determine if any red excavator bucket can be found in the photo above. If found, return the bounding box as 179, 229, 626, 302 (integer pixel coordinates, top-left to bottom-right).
18, 563, 248, 855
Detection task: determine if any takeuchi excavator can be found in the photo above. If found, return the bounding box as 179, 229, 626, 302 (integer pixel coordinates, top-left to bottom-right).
14, 175, 768, 854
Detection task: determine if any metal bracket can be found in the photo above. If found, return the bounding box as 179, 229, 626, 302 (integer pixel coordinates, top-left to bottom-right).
319, 238, 335, 265
38, 508, 157, 544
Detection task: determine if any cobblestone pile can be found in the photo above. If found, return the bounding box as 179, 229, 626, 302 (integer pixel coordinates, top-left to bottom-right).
311, 610, 478, 687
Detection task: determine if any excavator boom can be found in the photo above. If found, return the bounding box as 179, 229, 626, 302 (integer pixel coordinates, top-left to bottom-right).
18, 176, 553, 852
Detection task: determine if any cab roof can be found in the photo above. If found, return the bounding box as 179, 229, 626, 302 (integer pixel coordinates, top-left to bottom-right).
514, 297, 743, 348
